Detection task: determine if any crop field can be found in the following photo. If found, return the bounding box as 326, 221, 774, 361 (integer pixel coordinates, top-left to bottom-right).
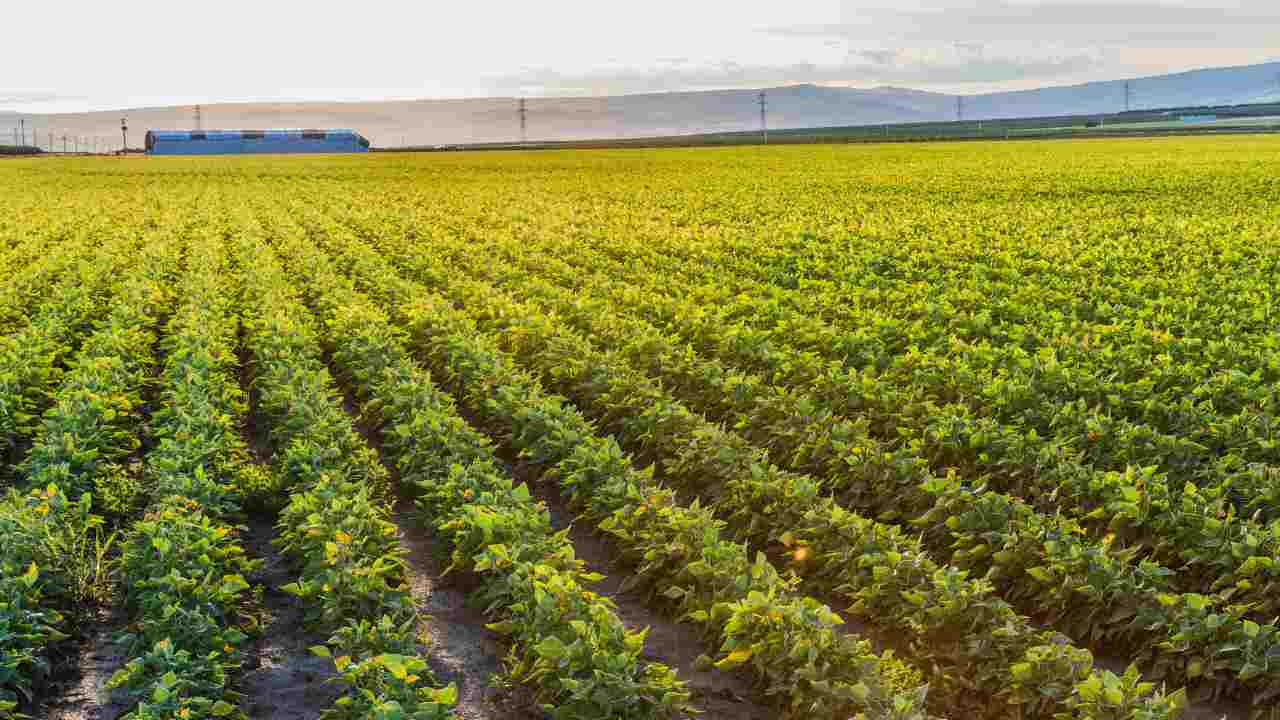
1, 136, 1280, 720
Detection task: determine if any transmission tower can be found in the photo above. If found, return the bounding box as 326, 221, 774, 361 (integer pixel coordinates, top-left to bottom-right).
1124, 81, 1132, 113
956, 96, 964, 122
194, 104, 203, 130
518, 98, 528, 144
758, 91, 768, 144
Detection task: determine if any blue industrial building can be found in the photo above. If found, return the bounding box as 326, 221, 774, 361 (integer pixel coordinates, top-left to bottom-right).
145, 129, 370, 155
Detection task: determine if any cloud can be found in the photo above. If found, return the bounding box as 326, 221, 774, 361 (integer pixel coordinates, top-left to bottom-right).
846, 47, 1097, 85
857, 50, 899, 66
770, 1, 1280, 48
0, 91, 82, 110
487, 48, 1098, 96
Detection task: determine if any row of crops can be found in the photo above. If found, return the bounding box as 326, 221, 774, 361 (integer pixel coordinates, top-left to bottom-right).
2, 136, 1280, 719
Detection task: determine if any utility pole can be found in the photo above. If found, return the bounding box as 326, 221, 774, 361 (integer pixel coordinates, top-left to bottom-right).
758, 91, 768, 144
62, 135, 67, 153
19, 119, 24, 146
194, 104, 203, 131
1124, 81, 1132, 112
518, 98, 528, 144
121, 118, 128, 154
956, 96, 964, 122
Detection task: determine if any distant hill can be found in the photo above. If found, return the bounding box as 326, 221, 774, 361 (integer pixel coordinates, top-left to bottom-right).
5, 61, 1279, 148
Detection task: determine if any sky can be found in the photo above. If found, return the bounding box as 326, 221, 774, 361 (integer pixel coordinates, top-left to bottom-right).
2, 0, 1277, 113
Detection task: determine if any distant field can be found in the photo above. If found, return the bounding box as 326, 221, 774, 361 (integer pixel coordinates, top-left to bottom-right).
453, 101, 1280, 150
1001, 115, 1280, 135
3, 136, 1280, 720
1112, 115, 1280, 130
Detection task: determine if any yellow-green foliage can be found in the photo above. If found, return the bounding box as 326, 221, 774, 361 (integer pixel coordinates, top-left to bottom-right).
3, 136, 1280, 720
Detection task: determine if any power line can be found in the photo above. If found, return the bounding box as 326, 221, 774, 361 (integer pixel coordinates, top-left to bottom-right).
758, 91, 768, 145
518, 98, 528, 144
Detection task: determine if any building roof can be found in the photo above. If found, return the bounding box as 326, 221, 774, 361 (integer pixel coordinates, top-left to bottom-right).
147, 129, 365, 139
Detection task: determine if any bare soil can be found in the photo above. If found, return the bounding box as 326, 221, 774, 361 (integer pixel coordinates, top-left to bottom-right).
430, 380, 776, 718
390, 506, 542, 720
235, 324, 341, 717
36, 608, 131, 720
519, 464, 774, 720
323, 354, 540, 719
238, 513, 342, 720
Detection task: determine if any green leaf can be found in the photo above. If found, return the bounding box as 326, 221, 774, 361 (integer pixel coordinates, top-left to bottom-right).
850, 682, 870, 702
1076, 675, 1102, 702
379, 653, 410, 679
1026, 567, 1053, 583
715, 648, 753, 668
220, 574, 250, 595
431, 684, 459, 705
534, 636, 567, 660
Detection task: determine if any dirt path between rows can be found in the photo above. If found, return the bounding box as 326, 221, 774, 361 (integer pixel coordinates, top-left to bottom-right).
38, 607, 131, 720
521, 465, 775, 720
390, 506, 542, 720
238, 513, 341, 720
321, 337, 768, 718
325, 357, 540, 719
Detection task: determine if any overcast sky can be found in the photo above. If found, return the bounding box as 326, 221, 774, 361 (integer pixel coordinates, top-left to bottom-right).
2, 0, 1277, 113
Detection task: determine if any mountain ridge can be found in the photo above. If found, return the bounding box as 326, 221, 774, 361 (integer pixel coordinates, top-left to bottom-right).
5, 60, 1278, 147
